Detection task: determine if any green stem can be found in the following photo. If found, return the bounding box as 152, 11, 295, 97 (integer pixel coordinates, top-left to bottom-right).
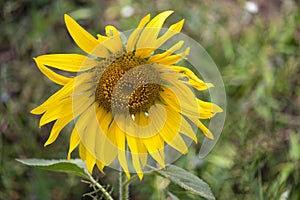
122, 170, 156, 187
119, 170, 129, 200
87, 173, 113, 200
122, 175, 138, 187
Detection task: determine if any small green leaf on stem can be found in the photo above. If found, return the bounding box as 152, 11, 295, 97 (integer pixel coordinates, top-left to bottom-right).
16, 158, 90, 179
155, 165, 215, 200
16, 158, 114, 200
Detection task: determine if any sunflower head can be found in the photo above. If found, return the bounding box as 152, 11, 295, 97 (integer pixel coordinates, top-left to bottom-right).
32, 10, 223, 180
94, 52, 162, 114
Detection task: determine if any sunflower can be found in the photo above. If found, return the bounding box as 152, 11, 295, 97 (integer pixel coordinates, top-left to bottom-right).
31, 10, 223, 179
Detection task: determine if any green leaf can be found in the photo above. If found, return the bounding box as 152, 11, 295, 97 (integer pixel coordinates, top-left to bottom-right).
16, 158, 90, 179
155, 165, 215, 200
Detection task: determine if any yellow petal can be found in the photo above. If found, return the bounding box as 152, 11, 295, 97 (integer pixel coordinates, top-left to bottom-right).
126, 14, 151, 52
100, 121, 118, 164
38, 92, 93, 126
133, 153, 143, 180
94, 111, 118, 166
126, 134, 143, 179
34, 58, 71, 85
137, 142, 148, 168
179, 118, 198, 143
160, 85, 213, 120
32, 71, 93, 116
98, 108, 112, 134
153, 47, 190, 65
87, 105, 106, 173
105, 25, 123, 53
35, 54, 98, 72
44, 114, 73, 146
79, 142, 96, 173
197, 99, 223, 118
97, 34, 108, 42
160, 79, 199, 116
75, 106, 97, 156
160, 75, 222, 119
156, 64, 196, 79
34, 74, 93, 126
135, 111, 165, 167
161, 85, 216, 139
31, 79, 75, 115
39, 98, 72, 126
67, 128, 80, 160
135, 10, 174, 57
197, 121, 214, 140
172, 66, 214, 90
157, 106, 188, 154
187, 79, 214, 91
114, 116, 130, 178
142, 135, 165, 168
148, 40, 184, 62
124, 115, 148, 167
64, 14, 108, 57
79, 143, 87, 161
96, 160, 105, 173
154, 19, 184, 50
77, 106, 116, 171
85, 149, 96, 174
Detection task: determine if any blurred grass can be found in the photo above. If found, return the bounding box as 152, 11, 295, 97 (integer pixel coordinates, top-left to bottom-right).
1, 0, 300, 199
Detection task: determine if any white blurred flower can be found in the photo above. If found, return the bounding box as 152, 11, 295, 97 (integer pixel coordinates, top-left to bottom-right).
245, 1, 259, 14
121, 5, 134, 18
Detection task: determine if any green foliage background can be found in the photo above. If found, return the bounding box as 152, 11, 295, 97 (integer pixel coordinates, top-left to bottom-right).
1, 0, 299, 199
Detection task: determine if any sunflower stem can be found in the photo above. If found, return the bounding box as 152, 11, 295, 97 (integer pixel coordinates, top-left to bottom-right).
119, 170, 129, 200
87, 173, 113, 200
122, 175, 138, 187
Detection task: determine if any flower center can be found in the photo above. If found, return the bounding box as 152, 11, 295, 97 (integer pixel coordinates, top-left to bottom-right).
95, 52, 162, 114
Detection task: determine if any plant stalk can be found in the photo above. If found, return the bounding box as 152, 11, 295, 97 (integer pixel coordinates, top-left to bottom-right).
119, 170, 129, 200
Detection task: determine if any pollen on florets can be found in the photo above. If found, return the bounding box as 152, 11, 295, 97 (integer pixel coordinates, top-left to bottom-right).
95, 52, 162, 114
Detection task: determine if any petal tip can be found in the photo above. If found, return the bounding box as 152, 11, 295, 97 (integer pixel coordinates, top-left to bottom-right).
64, 14, 72, 22
137, 172, 144, 180
193, 136, 198, 144
145, 13, 151, 20
163, 10, 174, 15
185, 47, 191, 55
206, 83, 214, 88
30, 108, 37, 114
44, 141, 50, 147
33, 57, 38, 63
125, 171, 131, 179
206, 133, 214, 140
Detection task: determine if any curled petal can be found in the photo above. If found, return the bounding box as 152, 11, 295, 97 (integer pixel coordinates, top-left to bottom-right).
64, 14, 108, 57
35, 54, 98, 72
